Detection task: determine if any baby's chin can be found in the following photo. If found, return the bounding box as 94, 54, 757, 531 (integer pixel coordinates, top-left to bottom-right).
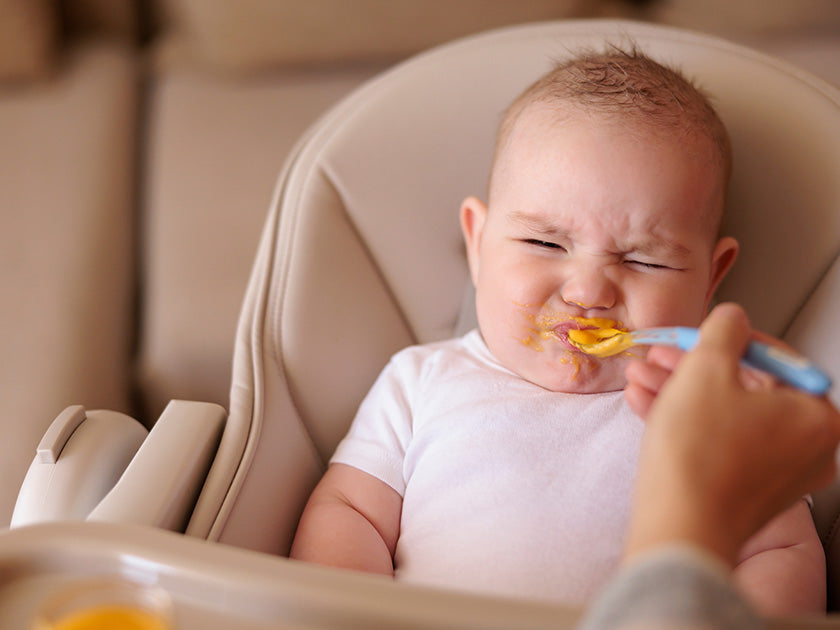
519, 359, 628, 394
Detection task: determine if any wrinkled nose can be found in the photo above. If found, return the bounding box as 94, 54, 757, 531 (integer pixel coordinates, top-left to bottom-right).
560, 265, 616, 310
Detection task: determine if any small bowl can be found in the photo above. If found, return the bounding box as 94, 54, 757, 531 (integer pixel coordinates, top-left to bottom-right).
31, 577, 173, 629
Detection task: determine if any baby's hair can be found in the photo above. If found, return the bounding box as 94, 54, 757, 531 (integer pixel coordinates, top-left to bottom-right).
491, 45, 732, 194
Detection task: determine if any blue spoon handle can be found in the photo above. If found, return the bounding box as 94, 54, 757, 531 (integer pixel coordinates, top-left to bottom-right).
670, 327, 832, 395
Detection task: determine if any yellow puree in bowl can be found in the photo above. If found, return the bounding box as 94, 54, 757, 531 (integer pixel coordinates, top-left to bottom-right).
47, 606, 169, 630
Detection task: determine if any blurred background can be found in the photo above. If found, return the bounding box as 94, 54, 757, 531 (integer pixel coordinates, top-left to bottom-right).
0, 0, 838, 528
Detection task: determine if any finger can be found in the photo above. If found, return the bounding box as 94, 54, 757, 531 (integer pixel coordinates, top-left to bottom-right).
739, 366, 777, 392
696, 303, 752, 368
626, 358, 672, 395
645, 345, 684, 372
624, 383, 656, 419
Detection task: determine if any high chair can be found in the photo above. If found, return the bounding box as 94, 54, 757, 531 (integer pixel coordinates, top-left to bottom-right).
6, 18, 840, 626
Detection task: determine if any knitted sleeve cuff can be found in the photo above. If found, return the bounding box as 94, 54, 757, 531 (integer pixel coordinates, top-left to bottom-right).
577, 544, 765, 630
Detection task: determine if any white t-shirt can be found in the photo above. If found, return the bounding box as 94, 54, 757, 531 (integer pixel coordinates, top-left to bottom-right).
331, 330, 644, 605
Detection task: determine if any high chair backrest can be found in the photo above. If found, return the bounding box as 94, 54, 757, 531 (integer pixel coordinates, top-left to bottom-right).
182, 18, 840, 602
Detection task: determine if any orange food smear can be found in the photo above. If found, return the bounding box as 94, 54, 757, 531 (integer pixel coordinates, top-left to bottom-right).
515, 306, 628, 377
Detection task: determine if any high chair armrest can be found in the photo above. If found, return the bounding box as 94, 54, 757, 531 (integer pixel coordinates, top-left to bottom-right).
87, 400, 226, 532
11, 406, 148, 527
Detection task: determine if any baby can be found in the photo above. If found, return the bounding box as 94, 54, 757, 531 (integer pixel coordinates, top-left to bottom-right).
290, 47, 825, 614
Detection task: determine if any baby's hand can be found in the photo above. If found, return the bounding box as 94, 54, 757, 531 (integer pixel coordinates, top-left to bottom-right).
624, 325, 789, 419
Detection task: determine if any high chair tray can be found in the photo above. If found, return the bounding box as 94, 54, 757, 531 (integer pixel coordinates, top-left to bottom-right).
0, 522, 828, 629
0, 522, 581, 630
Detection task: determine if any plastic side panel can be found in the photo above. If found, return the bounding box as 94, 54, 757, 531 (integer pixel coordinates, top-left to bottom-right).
11, 411, 147, 527
88, 401, 226, 531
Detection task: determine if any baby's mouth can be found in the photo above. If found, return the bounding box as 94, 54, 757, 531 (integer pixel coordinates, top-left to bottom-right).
550, 317, 628, 353
549, 322, 583, 349
517, 306, 627, 355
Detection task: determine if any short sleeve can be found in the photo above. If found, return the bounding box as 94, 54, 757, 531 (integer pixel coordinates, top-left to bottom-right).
330, 349, 422, 496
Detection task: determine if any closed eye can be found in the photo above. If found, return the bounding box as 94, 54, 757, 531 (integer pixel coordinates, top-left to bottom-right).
625, 259, 671, 270
523, 238, 565, 250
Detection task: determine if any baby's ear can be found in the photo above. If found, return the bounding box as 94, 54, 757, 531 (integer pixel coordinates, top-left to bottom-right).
460, 196, 488, 286
705, 236, 739, 306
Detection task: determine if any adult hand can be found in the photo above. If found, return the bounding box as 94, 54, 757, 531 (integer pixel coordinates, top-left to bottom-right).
626, 324, 783, 419
624, 344, 683, 419
624, 303, 840, 567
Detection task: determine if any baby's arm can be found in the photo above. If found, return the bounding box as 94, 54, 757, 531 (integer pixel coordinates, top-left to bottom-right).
290, 463, 403, 576
733, 498, 825, 615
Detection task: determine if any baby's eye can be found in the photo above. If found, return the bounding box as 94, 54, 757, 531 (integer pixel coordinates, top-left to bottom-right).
625, 259, 670, 270
524, 238, 565, 250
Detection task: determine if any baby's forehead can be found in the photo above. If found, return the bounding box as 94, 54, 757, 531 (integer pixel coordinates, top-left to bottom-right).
514, 101, 701, 142
501, 102, 723, 175
493, 103, 727, 235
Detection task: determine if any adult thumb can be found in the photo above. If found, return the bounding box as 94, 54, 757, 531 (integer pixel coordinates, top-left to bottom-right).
696, 303, 752, 370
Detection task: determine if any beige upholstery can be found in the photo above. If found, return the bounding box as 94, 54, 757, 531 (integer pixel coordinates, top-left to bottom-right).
180, 20, 840, 603
0, 0, 57, 81
137, 64, 385, 419
0, 42, 137, 526
157, 0, 590, 73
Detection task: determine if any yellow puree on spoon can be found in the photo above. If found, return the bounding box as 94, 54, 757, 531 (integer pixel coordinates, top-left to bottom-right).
567, 326, 631, 357
519, 311, 631, 364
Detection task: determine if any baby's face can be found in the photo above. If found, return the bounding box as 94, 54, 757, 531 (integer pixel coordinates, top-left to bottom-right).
461, 106, 737, 393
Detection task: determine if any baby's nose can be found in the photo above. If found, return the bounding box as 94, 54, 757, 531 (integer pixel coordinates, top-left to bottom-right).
560, 267, 616, 310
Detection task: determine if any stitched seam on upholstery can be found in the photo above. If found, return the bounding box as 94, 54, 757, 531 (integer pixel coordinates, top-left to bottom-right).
319, 163, 418, 345
781, 247, 840, 338
268, 164, 333, 471
268, 160, 417, 468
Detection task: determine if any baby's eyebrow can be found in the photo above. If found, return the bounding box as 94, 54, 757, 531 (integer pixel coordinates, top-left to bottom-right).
628, 238, 691, 260
507, 211, 568, 237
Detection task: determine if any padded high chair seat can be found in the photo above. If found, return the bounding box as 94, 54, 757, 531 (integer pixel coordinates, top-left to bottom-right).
192, 14, 840, 548
12, 17, 840, 620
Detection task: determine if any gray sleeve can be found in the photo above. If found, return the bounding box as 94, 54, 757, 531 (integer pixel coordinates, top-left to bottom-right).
577, 545, 766, 630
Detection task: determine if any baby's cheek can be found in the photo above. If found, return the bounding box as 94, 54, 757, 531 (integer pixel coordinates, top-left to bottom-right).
629, 287, 706, 328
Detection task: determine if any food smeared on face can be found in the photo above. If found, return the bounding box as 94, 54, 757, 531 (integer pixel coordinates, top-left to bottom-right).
516, 308, 636, 379
520, 312, 626, 350
511, 302, 646, 386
